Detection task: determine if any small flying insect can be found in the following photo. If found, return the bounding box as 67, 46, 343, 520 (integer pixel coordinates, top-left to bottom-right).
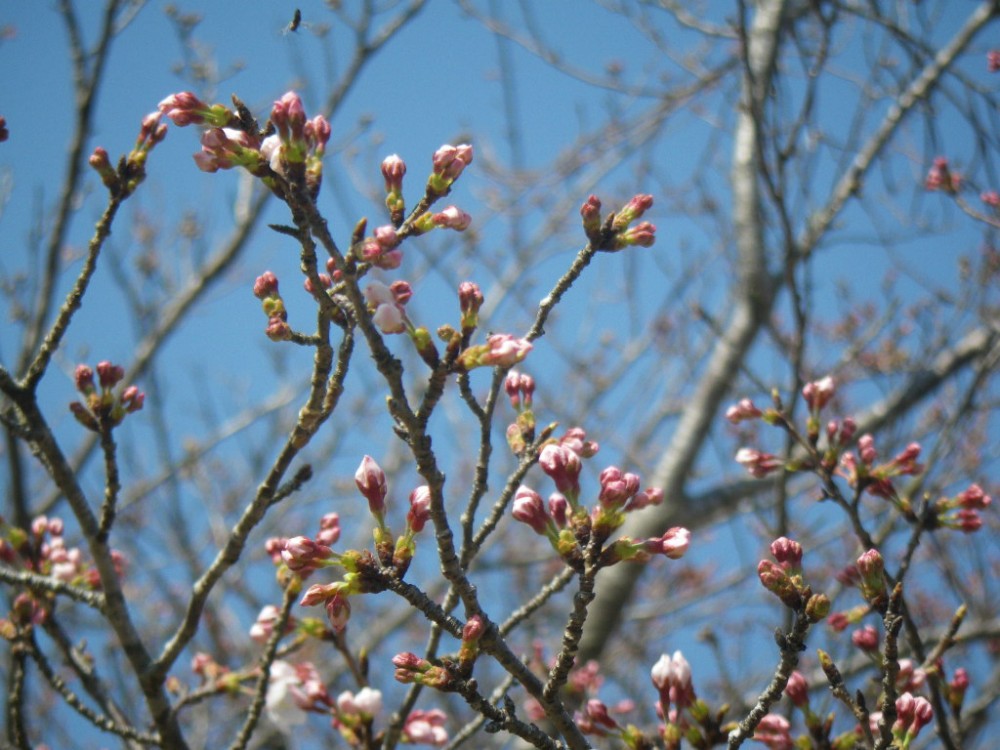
282, 8, 302, 35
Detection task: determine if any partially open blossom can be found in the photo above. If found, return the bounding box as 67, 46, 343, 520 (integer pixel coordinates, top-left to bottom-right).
458, 333, 532, 369
802, 376, 835, 411
265, 661, 309, 728
735, 447, 783, 478
337, 687, 383, 720
726, 398, 763, 423
647, 527, 690, 559
432, 205, 472, 231
249, 605, 296, 645
402, 709, 449, 746
365, 281, 410, 335
194, 127, 265, 174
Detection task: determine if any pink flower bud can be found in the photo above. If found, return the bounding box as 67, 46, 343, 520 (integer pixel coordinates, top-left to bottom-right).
539, 443, 582, 497
580, 194, 603, 237
802, 376, 835, 411
958, 484, 991, 509
407, 485, 432, 532
325, 590, 351, 633
355, 455, 387, 518
96, 361, 125, 389
770, 536, 803, 568
785, 670, 808, 707
989, 50, 1000, 72
317, 513, 341, 546
381, 154, 406, 193
74, 364, 95, 393
858, 434, 877, 465
735, 447, 783, 478
512, 486, 552, 536
851, 625, 879, 652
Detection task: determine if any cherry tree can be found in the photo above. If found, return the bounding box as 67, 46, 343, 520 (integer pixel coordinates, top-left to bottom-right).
1, 2, 998, 749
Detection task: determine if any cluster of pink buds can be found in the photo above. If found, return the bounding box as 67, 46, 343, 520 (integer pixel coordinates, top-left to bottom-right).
401, 709, 449, 746
68, 361, 144, 432
300, 580, 355, 633
158, 91, 236, 128
332, 687, 383, 745
253, 271, 291, 341
357, 225, 403, 269
265, 660, 333, 728
88, 112, 168, 198
735, 447, 783, 478
504, 369, 536, 454
391, 652, 455, 689
0, 516, 122, 624
877, 692, 933, 747
161, 90, 332, 198
458, 281, 484, 332
839, 436, 924, 506
925, 156, 961, 193
249, 604, 298, 645
427, 143, 473, 197
575, 699, 626, 738
651, 651, 696, 741
982, 191, 1000, 208
757, 537, 829, 619
935, 483, 992, 533
580, 194, 658, 250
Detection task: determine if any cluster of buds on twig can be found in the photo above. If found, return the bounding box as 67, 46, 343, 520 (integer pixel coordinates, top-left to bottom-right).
68, 361, 144, 432
288, 456, 431, 633
159, 90, 332, 198
511, 428, 688, 570
88, 111, 167, 199
580, 193, 657, 251
0, 515, 126, 634
925, 156, 961, 194
650, 651, 728, 749
504, 369, 536, 454
253, 271, 291, 341
757, 537, 830, 620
